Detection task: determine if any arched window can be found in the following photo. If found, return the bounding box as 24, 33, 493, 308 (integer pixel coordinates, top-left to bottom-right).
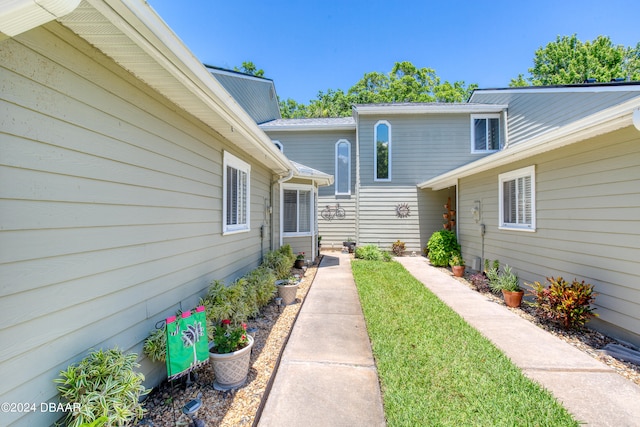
273, 140, 283, 152
335, 139, 351, 195
374, 121, 391, 181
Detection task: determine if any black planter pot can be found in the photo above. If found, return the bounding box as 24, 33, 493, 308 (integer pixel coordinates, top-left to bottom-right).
294, 259, 305, 269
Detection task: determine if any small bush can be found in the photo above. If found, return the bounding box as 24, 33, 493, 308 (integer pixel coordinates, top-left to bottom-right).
469, 272, 490, 293
528, 277, 598, 330
355, 244, 387, 261
391, 240, 406, 256
426, 230, 460, 267
55, 348, 149, 427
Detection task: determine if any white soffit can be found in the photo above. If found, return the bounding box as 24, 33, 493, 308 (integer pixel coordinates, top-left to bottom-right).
0, 0, 80, 36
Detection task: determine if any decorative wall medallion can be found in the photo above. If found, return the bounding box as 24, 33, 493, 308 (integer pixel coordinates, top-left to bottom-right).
395, 203, 410, 218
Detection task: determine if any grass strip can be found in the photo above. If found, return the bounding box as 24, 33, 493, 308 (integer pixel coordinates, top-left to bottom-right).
352, 260, 578, 427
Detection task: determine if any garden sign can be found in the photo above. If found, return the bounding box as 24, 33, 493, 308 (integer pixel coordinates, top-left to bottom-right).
165, 306, 209, 380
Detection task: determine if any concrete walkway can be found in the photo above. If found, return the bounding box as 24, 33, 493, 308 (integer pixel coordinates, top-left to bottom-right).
397, 256, 640, 427
257, 252, 385, 427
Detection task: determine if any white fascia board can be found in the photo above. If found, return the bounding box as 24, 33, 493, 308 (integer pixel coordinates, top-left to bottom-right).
260, 123, 356, 132
470, 84, 640, 101
77, 0, 292, 175
0, 0, 80, 36
419, 98, 640, 191
354, 103, 508, 115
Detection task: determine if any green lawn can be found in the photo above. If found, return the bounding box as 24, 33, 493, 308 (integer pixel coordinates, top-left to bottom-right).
352, 260, 578, 427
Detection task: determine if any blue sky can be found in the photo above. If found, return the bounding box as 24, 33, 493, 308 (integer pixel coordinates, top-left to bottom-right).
148, 0, 640, 103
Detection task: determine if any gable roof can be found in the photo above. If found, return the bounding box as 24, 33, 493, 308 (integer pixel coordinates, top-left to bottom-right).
353, 102, 507, 115
206, 65, 281, 125
418, 96, 640, 190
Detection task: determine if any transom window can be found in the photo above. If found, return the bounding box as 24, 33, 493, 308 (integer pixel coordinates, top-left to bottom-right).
335, 139, 351, 195
498, 165, 535, 231
471, 114, 501, 152
223, 151, 250, 234
374, 121, 391, 181
283, 186, 313, 235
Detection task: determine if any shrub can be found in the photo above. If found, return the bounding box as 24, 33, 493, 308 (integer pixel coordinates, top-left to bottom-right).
391, 240, 406, 256
469, 272, 490, 293
263, 244, 295, 279
528, 277, 598, 330
55, 348, 149, 427
426, 230, 460, 267
355, 244, 386, 261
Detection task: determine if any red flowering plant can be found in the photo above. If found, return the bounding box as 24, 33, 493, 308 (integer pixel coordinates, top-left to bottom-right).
296, 252, 305, 260
211, 319, 249, 354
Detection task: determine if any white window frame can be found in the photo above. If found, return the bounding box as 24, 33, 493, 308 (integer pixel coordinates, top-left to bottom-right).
498, 165, 536, 232
281, 184, 314, 237
471, 114, 501, 153
273, 140, 283, 152
374, 120, 392, 181
335, 139, 351, 195
222, 151, 251, 235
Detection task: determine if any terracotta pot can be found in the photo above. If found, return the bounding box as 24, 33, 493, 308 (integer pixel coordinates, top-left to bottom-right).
209, 335, 254, 391
502, 289, 524, 307
452, 265, 465, 277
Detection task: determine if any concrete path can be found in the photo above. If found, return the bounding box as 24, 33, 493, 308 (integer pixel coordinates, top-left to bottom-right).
257, 252, 386, 427
396, 256, 640, 427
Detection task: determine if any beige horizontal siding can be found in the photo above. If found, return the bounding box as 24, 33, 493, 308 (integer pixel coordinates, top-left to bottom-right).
457, 126, 640, 345
0, 26, 272, 426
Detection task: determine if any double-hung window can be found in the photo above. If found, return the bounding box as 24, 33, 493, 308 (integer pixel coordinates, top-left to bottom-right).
498, 165, 535, 231
223, 151, 250, 234
471, 114, 501, 152
374, 121, 391, 181
335, 139, 351, 195
283, 185, 312, 235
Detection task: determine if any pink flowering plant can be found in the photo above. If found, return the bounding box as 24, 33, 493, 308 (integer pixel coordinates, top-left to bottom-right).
211, 319, 249, 354
296, 252, 305, 260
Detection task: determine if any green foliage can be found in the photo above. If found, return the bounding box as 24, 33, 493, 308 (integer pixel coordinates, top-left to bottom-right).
144, 246, 287, 362
449, 253, 465, 267
354, 244, 390, 261
233, 61, 264, 77
528, 277, 598, 330
54, 348, 149, 427
280, 61, 477, 118
79, 417, 108, 427
210, 320, 249, 354
511, 34, 640, 86
426, 230, 460, 267
488, 265, 521, 293
391, 240, 406, 256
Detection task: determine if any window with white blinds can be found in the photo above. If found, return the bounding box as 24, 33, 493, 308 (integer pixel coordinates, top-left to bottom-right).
471, 114, 501, 152
283, 187, 312, 234
223, 151, 250, 234
498, 166, 536, 231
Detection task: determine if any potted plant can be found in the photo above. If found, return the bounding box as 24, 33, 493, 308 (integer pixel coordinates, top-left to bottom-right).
488, 264, 524, 307
342, 237, 356, 253
391, 239, 406, 256
294, 252, 305, 269
449, 253, 465, 277
275, 276, 300, 305
209, 319, 254, 390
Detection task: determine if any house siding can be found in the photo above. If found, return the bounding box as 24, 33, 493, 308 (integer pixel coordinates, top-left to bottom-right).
357, 114, 495, 252
457, 126, 640, 345
0, 27, 274, 426
471, 90, 640, 145
264, 129, 357, 249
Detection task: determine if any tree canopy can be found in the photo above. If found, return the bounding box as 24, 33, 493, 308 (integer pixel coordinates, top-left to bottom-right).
510, 35, 640, 86
279, 61, 477, 118
233, 61, 264, 77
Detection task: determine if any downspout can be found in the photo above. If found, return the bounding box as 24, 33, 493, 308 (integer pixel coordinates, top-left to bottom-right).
273, 169, 295, 249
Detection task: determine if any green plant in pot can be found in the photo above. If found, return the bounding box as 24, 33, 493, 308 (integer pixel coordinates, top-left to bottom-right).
343, 237, 356, 253
488, 264, 524, 307
449, 252, 465, 277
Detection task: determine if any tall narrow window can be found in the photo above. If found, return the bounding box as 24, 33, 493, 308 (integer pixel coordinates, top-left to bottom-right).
499, 166, 535, 231
283, 186, 312, 234
335, 139, 351, 195
374, 121, 391, 181
471, 114, 501, 152
223, 151, 250, 234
